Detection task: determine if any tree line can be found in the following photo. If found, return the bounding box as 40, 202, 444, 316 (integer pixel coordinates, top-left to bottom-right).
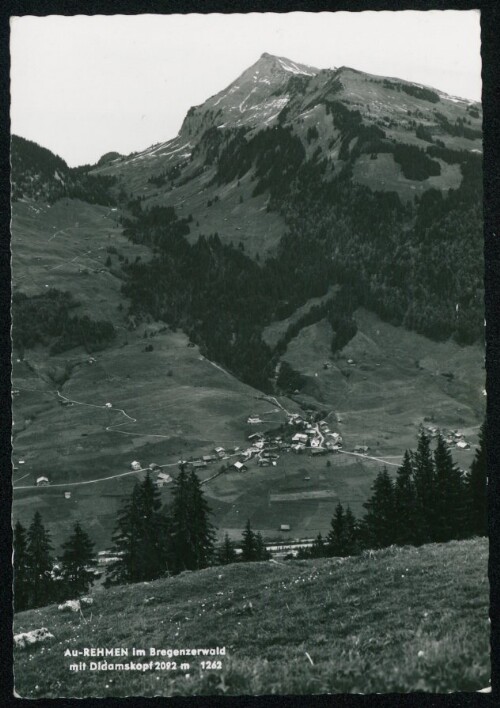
298, 426, 487, 559
13, 426, 486, 612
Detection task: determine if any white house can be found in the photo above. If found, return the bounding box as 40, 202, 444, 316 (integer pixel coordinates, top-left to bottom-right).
232, 461, 248, 472
130, 460, 141, 471
36, 476, 49, 486
456, 440, 470, 450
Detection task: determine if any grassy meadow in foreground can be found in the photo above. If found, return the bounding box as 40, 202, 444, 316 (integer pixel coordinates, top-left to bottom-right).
14, 537, 489, 697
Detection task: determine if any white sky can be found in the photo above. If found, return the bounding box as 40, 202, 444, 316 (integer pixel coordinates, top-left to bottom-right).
10, 11, 482, 167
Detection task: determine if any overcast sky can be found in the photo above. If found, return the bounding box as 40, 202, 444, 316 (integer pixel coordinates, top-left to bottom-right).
10, 11, 481, 167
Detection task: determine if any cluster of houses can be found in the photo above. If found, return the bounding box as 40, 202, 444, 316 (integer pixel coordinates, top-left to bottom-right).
423, 425, 471, 450
286, 413, 343, 455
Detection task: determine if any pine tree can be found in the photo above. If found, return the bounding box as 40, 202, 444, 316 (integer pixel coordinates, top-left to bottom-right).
138, 472, 170, 579
186, 469, 216, 569
433, 434, 466, 542
217, 533, 237, 565
59, 522, 96, 597
412, 431, 436, 544
255, 532, 271, 561
168, 466, 192, 573
343, 506, 359, 555
241, 519, 257, 562
25, 511, 54, 608
107, 482, 145, 585
465, 423, 487, 536
13, 521, 29, 612
394, 450, 418, 545
168, 468, 216, 573
327, 503, 346, 556
107, 473, 169, 585
310, 533, 325, 558
363, 468, 395, 549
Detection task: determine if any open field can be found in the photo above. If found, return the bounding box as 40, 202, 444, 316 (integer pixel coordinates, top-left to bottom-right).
13, 537, 489, 697
281, 308, 484, 464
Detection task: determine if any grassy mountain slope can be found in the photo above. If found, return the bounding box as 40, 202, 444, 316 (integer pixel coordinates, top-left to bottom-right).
11, 198, 484, 551
13, 538, 489, 697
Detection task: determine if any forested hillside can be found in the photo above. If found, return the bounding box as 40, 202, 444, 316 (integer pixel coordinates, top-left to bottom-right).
11, 135, 119, 205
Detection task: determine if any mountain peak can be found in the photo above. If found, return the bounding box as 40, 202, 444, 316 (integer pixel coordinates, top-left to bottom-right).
253, 52, 318, 77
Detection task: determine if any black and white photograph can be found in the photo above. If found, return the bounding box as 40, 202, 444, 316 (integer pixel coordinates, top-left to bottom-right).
9, 9, 489, 697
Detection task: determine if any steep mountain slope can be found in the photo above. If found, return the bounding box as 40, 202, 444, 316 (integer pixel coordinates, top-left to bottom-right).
94, 53, 481, 209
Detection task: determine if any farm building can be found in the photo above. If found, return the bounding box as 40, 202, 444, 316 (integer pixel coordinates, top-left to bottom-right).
292, 433, 308, 444
36, 476, 49, 486
202, 455, 216, 463
353, 445, 369, 454
248, 433, 263, 441
280, 524, 291, 532
214, 447, 225, 458
456, 440, 470, 450
64, 491, 72, 499
247, 415, 262, 424
232, 461, 248, 472
130, 460, 142, 471
258, 458, 270, 467
292, 443, 306, 453
310, 448, 327, 456
191, 460, 208, 469
156, 472, 172, 487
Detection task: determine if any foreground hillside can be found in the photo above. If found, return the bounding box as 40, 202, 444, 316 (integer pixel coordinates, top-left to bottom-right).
14, 538, 489, 697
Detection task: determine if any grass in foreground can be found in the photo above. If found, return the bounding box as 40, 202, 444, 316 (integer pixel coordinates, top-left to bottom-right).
13, 538, 489, 697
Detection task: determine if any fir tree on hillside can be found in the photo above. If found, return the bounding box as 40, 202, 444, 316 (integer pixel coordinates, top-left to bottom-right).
107, 473, 169, 585
25, 511, 54, 609
465, 423, 487, 537
393, 450, 418, 546
13, 521, 29, 612
186, 469, 216, 569
217, 533, 237, 565
168, 468, 216, 573
59, 522, 96, 597
255, 532, 271, 561
343, 506, 359, 556
433, 434, 466, 542
327, 503, 346, 556
310, 533, 326, 558
412, 431, 436, 544
241, 519, 258, 562
363, 468, 395, 549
